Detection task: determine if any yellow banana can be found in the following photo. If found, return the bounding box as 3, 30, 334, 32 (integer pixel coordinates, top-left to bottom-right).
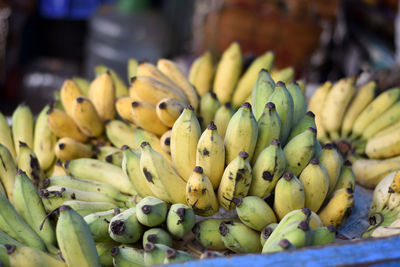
0, 144, 17, 200
71, 96, 104, 137
105, 120, 136, 148
270, 66, 295, 84
0, 112, 16, 161
12, 104, 34, 155
131, 101, 169, 136
47, 107, 87, 142
17, 142, 46, 187
219, 221, 262, 253
160, 130, 171, 154
115, 97, 135, 123
88, 72, 115, 121
372, 119, 400, 139
363, 101, 400, 140
137, 62, 181, 89
127, 58, 139, 81
333, 160, 356, 192
60, 79, 84, 117
46, 160, 66, 178
55, 137, 94, 161
156, 98, 185, 128
318, 188, 354, 228
73, 76, 90, 96
188, 51, 214, 97
213, 102, 234, 138
0, 245, 66, 267
366, 127, 400, 159
341, 81, 376, 137
95, 64, 129, 97
287, 111, 316, 142
135, 127, 172, 164
319, 143, 343, 196
199, 92, 220, 129
213, 42, 242, 103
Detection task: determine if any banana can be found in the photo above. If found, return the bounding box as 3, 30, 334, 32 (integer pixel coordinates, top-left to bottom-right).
195, 121, 225, 189
218, 151, 252, 210
163, 248, 194, 264
108, 207, 143, 243
318, 188, 354, 228
287, 111, 316, 142
157, 58, 199, 110
0, 230, 24, 247
140, 142, 187, 203
130, 76, 188, 106
111, 245, 145, 267
0, 144, 17, 200
249, 139, 286, 198
251, 69, 275, 120
160, 130, 171, 154
319, 143, 343, 196
96, 242, 116, 267
73, 76, 90, 96
55, 137, 94, 161
199, 92, 220, 129
267, 81, 294, 144
363, 101, 400, 140
219, 221, 262, 253
88, 72, 116, 121
105, 119, 136, 148
262, 239, 295, 253
60, 79, 84, 117
143, 228, 173, 247
115, 97, 134, 123
17, 142, 46, 187
270, 66, 295, 84
260, 223, 278, 246
56, 205, 101, 266
234, 196, 277, 231
366, 127, 400, 159
96, 146, 120, 162
188, 51, 214, 97
372, 119, 400, 139
232, 51, 274, 108
370, 219, 400, 238
309, 211, 324, 229
156, 98, 185, 127
47, 107, 87, 142
213, 42, 242, 104
251, 102, 281, 165
84, 208, 121, 242
143, 242, 169, 266
46, 160, 66, 177
0, 112, 16, 161
65, 158, 136, 195
137, 62, 180, 89
170, 105, 201, 181
131, 101, 169, 136
166, 203, 196, 239
341, 81, 376, 137
12, 104, 34, 155
352, 87, 400, 138
128, 58, 139, 81
311, 225, 336, 246
287, 81, 307, 127
369, 171, 396, 212
192, 218, 227, 250
95, 64, 129, 97
213, 102, 234, 138
297, 80, 306, 94
186, 166, 219, 216
224, 102, 258, 164
13, 171, 58, 253
55, 200, 118, 217
136, 196, 168, 227
299, 158, 330, 212
0, 245, 66, 267
104, 151, 123, 167
71, 96, 104, 137
333, 160, 356, 192
135, 127, 172, 163
283, 127, 317, 176
307, 81, 332, 141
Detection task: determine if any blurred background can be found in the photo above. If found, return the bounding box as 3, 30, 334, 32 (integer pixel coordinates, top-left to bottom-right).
0, 0, 398, 114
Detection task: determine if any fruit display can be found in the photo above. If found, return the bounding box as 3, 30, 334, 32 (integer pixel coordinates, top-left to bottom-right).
0, 42, 359, 266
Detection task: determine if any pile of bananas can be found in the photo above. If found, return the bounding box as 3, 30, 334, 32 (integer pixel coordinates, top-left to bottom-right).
309, 78, 400, 189
0, 42, 357, 266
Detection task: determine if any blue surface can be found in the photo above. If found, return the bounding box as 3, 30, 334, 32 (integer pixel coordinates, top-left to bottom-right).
40, 0, 116, 19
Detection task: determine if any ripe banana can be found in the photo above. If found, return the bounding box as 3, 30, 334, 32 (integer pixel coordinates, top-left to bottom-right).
60, 79, 84, 117
73, 76, 90, 96
55, 137, 94, 161
131, 101, 169, 136
251, 69, 275, 120
0, 112, 16, 161
192, 218, 227, 250
46, 160, 66, 178
84, 208, 121, 242
105, 119, 136, 148
270, 66, 295, 84
0, 144, 17, 200
104, 151, 123, 167
12, 104, 34, 155
219, 221, 262, 253
136, 196, 168, 227
188, 51, 214, 97
0, 245, 66, 267
128, 58, 139, 81
156, 98, 185, 127
115, 97, 134, 123
199, 92, 220, 129
71, 96, 104, 137
318, 188, 354, 228
287, 81, 307, 128
17, 142, 46, 187
95, 64, 129, 97
88, 72, 115, 121
143, 228, 173, 248
160, 130, 171, 154
135, 127, 172, 163
108, 207, 143, 243
372, 119, 400, 139
111, 245, 145, 267
363, 101, 400, 140
137, 62, 179, 89
166, 203, 196, 239
47, 107, 87, 142
365, 127, 400, 159
334, 160, 356, 192
287, 111, 316, 142
319, 143, 343, 196
213, 102, 234, 138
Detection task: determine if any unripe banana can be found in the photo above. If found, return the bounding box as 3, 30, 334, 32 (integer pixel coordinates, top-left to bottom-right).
128, 58, 139, 81
143, 242, 170, 266
60, 79, 84, 117
13, 171, 58, 253
143, 228, 173, 248
47, 107, 87, 142
309, 211, 324, 229
95, 64, 129, 97
260, 223, 278, 246
270, 66, 295, 84
156, 98, 185, 127
111, 245, 145, 267
96, 242, 116, 267
218, 151, 252, 210
249, 139, 286, 198
199, 92, 221, 129
186, 166, 219, 216
56, 205, 101, 266
88, 72, 115, 121
54, 200, 118, 217
267, 81, 294, 144
131, 101, 169, 136
224, 102, 258, 164
160, 130, 171, 154
166, 204, 195, 239
318, 188, 354, 228
219, 221, 262, 253
0, 112, 16, 161
365, 127, 400, 159
33, 106, 56, 171
105, 119, 136, 148
213, 42, 242, 104
262, 238, 295, 253
0, 144, 17, 200
283, 127, 317, 176
213, 102, 234, 138
333, 160, 356, 192
287, 111, 316, 142
341, 81, 376, 137
319, 143, 343, 196
55, 137, 94, 161
192, 218, 227, 250
115, 97, 134, 123
251, 102, 281, 165
12, 104, 34, 155
274, 172, 305, 220
195, 121, 225, 189
71, 96, 104, 137
251, 69, 275, 120
0, 230, 24, 247
108, 207, 143, 243
299, 158, 330, 212
287, 81, 307, 128
170, 105, 201, 181
73, 76, 90, 96
311, 225, 336, 246
136, 196, 168, 227
234, 196, 277, 231
188, 51, 214, 97
163, 248, 194, 264
84, 208, 121, 242
17, 142, 46, 187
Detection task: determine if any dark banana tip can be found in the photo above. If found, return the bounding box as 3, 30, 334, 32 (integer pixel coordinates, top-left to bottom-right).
279, 239, 292, 249
271, 139, 280, 146
59, 205, 71, 212
193, 166, 203, 174
64, 160, 70, 169
389, 187, 395, 193
110, 246, 119, 257
327, 225, 336, 233
239, 151, 249, 159
140, 141, 150, 148
186, 105, 194, 111
260, 68, 269, 73
130, 76, 137, 83
46, 106, 54, 114
266, 102, 275, 109
310, 158, 319, 165
203, 251, 216, 259
224, 102, 232, 108
141, 205, 152, 214
323, 143, 335, 149
144, 242, 155, 252
241, 102, 251, 109
105, 155, 112, 163
104, 119, 111, 125
283, 172, 294, 181
43, 178, 50, 188
164, 137, 170, 146
308, 127, 317, 134
232, 198, 243, 207
298, 221, 310, 231
301, 208, 311, 218
344, 160, 352, 167
192, 223, 200, 234
207, 121, 217, 130
306, 111, 315, 118
76, 97, 84, 103
291, 81, 299, 86
158, 102, 167, 109
176, 208, 186, 220
110, 220, 126, 235
147, 234, 157, 243
262, 226, 274, 240
219, 222, 229, 236
55, 160, 62, 166
166, 248, 177, 259
16, 169, 25, 175
121, 145, 130, 150
132, 101, 140, 108
210, 92, 217, 99
346, 187, 354, 194
18, 141, 27, 147
276, 81, 286, 87
58, 143, 66, 150
5, 244, 16, 254
197, 116, 203, 125
114, 208, 121, 215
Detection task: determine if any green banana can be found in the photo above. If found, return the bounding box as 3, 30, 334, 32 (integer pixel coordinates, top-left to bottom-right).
319, 143, 343, 196
0, 230, 24, 247
213, 102, 234, 139
251, 69, 275, 120
12, 104, 34, 155
262, 239, 295, 253
105, 119, 137, 149
166, 204, 196, 239
17, 141, 46, 187
0, 112, 16, 161
84, 208, 121, 242
199, 92, 221, 129
192, 218, 227, 250
163, 248, 194, 264
96, 242, 116, 267
333, 160, 356, 192
108, 207, 143, 243
287, 81, 307, 128
111, 245, 145, 267
73, 76, 90, 96
219, 221, 262, 253
53, 200, 118, 217
143, 242, 169, 266
311, 225, 336, 246
142, 228, 173, 248
260, 223, 278, 246
104, 151, 123, 167
97, 146, 120, 162
0, 144, 17, 200
287, 111, 316, 142
136, 196, 168, 227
